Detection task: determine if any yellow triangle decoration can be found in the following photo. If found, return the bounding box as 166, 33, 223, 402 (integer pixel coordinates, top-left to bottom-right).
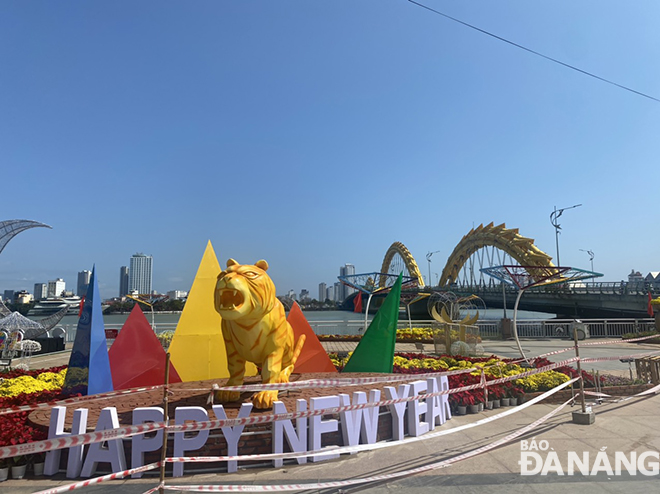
168, 241, 257, 381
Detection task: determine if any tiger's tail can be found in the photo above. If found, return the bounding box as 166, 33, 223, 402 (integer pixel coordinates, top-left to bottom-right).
280, 335, 306, 382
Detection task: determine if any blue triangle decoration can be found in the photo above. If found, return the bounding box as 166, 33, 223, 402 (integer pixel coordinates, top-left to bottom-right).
63, 265, 114, 395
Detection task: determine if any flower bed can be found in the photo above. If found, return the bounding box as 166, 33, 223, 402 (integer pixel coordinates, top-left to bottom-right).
0, 366, 71, 469
328, 352, 599, 412
317, 327, 481, 344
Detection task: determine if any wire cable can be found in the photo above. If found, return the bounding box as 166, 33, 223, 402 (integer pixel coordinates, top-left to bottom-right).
408, 0, 660, 103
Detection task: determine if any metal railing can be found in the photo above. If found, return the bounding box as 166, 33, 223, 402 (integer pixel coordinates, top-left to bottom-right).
512, 319, 656, 339
51, 318, 656, 344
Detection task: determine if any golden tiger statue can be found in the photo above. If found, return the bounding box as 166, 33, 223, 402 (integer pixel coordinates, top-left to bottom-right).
214, 258, 305, 409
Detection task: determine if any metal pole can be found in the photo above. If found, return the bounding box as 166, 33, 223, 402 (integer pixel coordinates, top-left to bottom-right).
552, 206, 560, 266
407, 303, 412, 331
158, 353, 171, 494
512, 288, 527, 362
502, 282, 507, 319
573, 329, 587, 413
364, 292, 374, 330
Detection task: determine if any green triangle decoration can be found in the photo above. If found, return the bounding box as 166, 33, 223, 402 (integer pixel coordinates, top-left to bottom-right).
342, 273, 402, 373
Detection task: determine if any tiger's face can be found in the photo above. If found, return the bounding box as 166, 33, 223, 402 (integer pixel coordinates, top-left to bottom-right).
214, 259, 277, 321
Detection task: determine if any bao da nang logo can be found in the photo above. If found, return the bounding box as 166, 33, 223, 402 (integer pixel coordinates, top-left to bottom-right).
519, 438, 660, 476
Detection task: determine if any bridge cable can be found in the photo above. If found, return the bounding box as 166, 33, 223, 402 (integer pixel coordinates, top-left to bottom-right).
407, 0, 660, 104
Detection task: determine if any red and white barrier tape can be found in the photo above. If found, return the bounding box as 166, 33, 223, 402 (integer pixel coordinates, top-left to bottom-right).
160, 397, 576, 492
159, 377, 580, 465
209, 366, 478, 393
0, 421, 165, 460
31, 462, 161, 494
24, 380, 579, 494
0, 358, 577, 460
584, 381, 660, 401
0, 384, 163, 417
485, 357, 577, 386
1, 351, 650, 461
580, 350, 660, 363
510, 333, 660, 363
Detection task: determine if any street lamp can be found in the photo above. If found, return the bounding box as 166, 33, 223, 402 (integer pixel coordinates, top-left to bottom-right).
580, 249, 595, 273
426, 251, 441, 288
550, 204, 582, 266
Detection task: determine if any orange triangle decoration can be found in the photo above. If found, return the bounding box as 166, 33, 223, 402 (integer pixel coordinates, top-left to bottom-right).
108, 305, 181, 389
288, 302, 337, 373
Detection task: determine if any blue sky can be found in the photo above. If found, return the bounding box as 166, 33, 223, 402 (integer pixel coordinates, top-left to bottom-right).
1, 1, 659, 300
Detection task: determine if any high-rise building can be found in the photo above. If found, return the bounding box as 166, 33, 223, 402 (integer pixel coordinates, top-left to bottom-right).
339, 263, 356, 300
3, 290, 15, 303
128, 253, 153, 295
326, 285, 334, 302
333, 282, 341, 302
318, 282, 327, 302
47, 278, 66, 298
33, 283, 48, 301
77, 270, 91, 297
299, 289, 309, 301
119, 266, 129, 297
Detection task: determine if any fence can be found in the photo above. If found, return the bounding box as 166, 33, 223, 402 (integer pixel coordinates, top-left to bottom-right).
513, 319, 656, 339
48, 318, 656, 345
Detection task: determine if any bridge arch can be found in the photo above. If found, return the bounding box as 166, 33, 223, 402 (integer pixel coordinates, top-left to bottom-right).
380, 241, 425, 288
439, 223, 554, 287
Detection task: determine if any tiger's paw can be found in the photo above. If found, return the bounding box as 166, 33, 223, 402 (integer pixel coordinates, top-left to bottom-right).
252, 390, 278, 409
215, 390, 241, 403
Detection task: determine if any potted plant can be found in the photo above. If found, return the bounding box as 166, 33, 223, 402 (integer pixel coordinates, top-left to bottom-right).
11, 456, 27, 479
31, 453, 46, 476
452, 391, 476, 415
489, 384, 504, 408
510, 386, 525, 406
0, 459, 9, 482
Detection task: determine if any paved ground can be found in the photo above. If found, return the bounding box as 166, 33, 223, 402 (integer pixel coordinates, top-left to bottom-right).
3, 338, 659, 493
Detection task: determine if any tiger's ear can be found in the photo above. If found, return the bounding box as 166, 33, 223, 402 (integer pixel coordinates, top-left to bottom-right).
255, 259, 269, 271
227, 259, 239, 268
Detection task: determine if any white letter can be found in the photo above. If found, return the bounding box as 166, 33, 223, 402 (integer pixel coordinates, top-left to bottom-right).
338, 393, 360, 453
407, 381, 429, 437
540, 451, 564, 475
520, 440, 529, 451
590, 451, 614, 475
615, 451, 636, 475
81, 407, 127, 478
538, 440, 550, 451
439, 375, 452, 422
309, 396, 340, 462
567, 452, 590, 475
131, 407, 164, 478
272, 400, 307, 468
384, 384, 410, 441
173, 407, 210, 477
638, 451, 659, 476
519, 452, 543, 475
212, 402, 253, 473
425, 377, 444, 429
44, 406, 88, 478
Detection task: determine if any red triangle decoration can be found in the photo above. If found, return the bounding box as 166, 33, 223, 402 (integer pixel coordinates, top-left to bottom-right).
108, 305, 182, 389
288, 302, 338, 373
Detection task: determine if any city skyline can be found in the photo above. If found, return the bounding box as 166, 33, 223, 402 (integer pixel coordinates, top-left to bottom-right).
2, 3, 660, 300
